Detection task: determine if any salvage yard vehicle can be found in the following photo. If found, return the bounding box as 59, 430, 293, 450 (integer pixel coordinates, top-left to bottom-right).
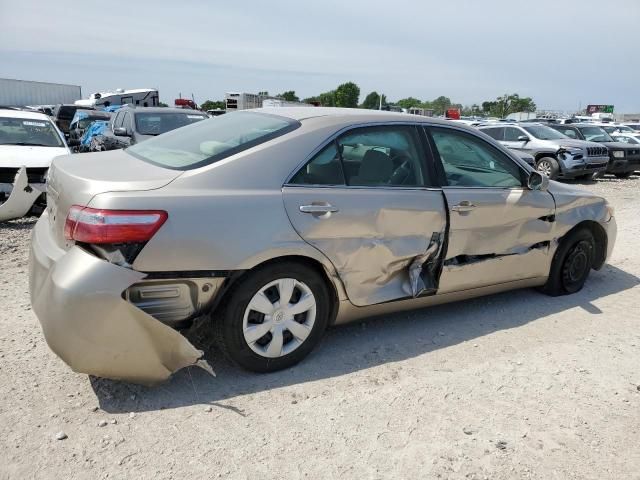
29, 108, 617, 385
478, 123, 609, 180
52, 104, 92, 138
0, 109, 69, 221
89, 106, 208, 151
67, 110, 112, 147
549, 124, 640, 178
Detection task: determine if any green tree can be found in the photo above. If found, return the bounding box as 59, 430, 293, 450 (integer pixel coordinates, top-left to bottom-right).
396, 97, 422, 109
158, 102, 169, 107
277, 91, 299, 102
334, 82, 360, 108
318, 90, 336, 107
430, 96, 452, 116
200, 100, 225, 111
361, 91, 387, 109
481, 94, 536, 118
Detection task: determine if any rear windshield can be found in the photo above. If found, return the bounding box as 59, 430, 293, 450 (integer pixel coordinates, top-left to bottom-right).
0, 117, 64, 147
134, 112, 207, 136
127, 111, 300, 170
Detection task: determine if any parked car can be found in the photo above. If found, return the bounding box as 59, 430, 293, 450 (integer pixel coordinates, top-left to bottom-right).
623, 123, 640, 133
90, 106, 208, 151
29, 108, 617, 384
597, 124, 639, 137
611, 133, 640, 146
478, 123, 609, 180
0, 108, 69, 221
52, 104, 94, 137
67, 110, 112, 147
549, 123, 640, 178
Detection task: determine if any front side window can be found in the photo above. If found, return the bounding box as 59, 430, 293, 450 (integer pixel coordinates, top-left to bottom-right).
127, 111, 299, 170
290, 125, 428, 187
429, 127, 523, 188
504, 127, 527, 141
134, 112, 208, 136
522, 125, 568, 140
0, 117, 64, 147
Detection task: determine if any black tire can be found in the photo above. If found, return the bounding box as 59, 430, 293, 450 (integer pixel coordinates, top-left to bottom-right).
542, 228, 595, 296
536, 156, 560, 180
213, 262, 331, 372
614, 172, 633, 179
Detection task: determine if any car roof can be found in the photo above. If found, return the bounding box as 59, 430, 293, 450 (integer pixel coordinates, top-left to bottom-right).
253, 106, 455, 126
120, 106, 208, 115
0, 109, 53, 121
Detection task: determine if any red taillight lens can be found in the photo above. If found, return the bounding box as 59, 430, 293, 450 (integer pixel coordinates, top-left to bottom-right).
64, 206, 168, 244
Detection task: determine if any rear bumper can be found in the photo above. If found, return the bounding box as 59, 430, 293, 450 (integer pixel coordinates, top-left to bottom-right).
29, 212, 215, 385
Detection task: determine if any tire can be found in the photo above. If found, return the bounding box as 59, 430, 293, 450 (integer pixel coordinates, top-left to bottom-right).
213, 262, 331, 372
542, 228, 595, 296
536, 157, 560, 180
614, 172, 633, 179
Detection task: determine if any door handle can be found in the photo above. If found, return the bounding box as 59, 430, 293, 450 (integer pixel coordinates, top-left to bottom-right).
299, 204, 339, 214
451, 201, 477, 213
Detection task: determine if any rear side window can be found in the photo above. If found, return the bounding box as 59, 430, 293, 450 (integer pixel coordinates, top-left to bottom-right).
126, 111, 299, 170
480, 127, 504, 141
290, 125, 429, 187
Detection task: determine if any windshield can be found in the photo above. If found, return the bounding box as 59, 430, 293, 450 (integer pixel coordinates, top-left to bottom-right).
522, 125, 567, 140
0, 117, 64, 147
127, 111, 300, 170
577, 126, 613, 142
77, 115, 110, 129
134, 112, 207, 136
603, 125, 634, 134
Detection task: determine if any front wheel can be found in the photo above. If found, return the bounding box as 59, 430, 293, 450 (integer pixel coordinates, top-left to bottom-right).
536, 157, 560, 180
541, 228, 595, 296
213, 262, 331, 372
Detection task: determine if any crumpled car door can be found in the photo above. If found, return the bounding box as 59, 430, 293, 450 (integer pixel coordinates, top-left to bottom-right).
283, 186, 447, 306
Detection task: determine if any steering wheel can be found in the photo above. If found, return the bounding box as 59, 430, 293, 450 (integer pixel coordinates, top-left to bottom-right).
388, 154, 414, 185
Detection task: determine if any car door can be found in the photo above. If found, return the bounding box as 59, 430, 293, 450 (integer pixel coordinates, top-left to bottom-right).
425, 126, 556, 293
502, 126, 531, 151
283, 124, 447, 307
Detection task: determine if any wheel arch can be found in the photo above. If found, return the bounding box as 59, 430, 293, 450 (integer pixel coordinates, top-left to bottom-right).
210, 254, 342, 325
559, 220, 608, 270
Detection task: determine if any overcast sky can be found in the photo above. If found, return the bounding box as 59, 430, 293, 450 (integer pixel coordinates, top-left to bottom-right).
1, 0, 638, 112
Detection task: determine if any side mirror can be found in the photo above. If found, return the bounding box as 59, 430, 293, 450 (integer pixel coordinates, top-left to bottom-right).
113, 127, 129, 137
517, 135, 529, 143
527, 171, 549, 191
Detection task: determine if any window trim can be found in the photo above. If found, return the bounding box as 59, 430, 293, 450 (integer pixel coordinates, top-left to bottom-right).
424, 125, 529, 190
284, 121, 438, 189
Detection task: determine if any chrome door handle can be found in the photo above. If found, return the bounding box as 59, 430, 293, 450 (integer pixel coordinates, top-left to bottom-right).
451, 201, 477, 213
299, 204, 339, 214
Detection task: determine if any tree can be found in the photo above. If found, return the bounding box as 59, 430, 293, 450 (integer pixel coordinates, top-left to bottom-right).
481, 94, 536, 118
318, 90, 336, 107
158, 102, 169, 107
200, 100, 225, 111
361, 91, 387, 109
334, 82, 360, 108
277, 91, 299, 102
430, 96, 452, 116
396, 97, 422, 109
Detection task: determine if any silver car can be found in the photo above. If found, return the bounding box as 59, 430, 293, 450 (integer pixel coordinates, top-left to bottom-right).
478, 123, 609, 180
29, 108, 617, 384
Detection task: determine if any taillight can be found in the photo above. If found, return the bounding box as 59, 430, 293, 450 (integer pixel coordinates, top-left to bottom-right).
64, 206, 168, 244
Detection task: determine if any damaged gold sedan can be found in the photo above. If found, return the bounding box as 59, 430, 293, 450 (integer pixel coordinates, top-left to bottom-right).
29, 108, 617, 384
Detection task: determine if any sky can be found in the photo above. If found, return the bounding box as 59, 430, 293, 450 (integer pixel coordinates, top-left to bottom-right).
1, 0, 639, 113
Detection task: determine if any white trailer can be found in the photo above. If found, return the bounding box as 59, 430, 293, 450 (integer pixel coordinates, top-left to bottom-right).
75, 88, 159, 108
0, 78, 81, 106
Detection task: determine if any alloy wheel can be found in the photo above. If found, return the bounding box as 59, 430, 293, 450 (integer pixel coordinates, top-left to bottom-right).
242, 278, 317, 358
537, 160, 552, 177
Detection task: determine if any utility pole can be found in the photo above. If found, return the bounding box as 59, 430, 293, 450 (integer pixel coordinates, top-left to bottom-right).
379, 93, 383, 110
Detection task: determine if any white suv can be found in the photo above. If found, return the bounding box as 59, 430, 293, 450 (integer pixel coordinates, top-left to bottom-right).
0, 108, 69, 221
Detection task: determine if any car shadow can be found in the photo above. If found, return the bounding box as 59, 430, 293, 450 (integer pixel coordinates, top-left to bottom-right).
565, 174, 639, 186
91, 264, 639, 414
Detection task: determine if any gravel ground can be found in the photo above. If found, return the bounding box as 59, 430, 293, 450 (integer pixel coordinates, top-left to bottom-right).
1, 176, 639, 480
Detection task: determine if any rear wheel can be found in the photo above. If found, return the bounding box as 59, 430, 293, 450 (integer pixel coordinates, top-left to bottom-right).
536, 157, 560, 180
542, 228, 595, 296
213, 262, 330, 372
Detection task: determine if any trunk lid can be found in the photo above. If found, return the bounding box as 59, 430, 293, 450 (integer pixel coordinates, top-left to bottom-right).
47, 149, 182, 248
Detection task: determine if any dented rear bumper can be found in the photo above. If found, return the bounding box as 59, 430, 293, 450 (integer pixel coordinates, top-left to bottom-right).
29, 213, 215, 385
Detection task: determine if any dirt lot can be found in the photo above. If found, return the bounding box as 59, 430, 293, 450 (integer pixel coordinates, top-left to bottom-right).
1, 176, 639, 480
